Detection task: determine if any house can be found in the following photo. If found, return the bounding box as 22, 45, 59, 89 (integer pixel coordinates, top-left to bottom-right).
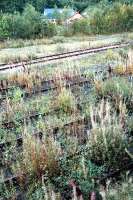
66, 12, 84, 24
44, 8, 83, 24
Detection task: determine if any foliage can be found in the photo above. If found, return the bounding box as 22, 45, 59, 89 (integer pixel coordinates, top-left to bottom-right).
26, 181, 61, 200
87, 101, 129, 168
106, 177, 133, 200
0, 50, 133, 199
89, 2, 133, 34
0, 4, 56, 40
57, 88, 76, 113
0, 183, 16, 199
39, 20, 57, 37
71, 19, 90, 35
0, 0, 100, 13
20, 132, 61, 179
0, 13, 12, 40
126, 116, 133, 135
0, 1, 133, 39
11, 87, 23, 103
32, 134, 101, 199
94, 77, 133, 111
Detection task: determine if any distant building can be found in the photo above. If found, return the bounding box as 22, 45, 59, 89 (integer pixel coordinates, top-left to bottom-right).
44, 8, 83, 24
66, 12, 84, 24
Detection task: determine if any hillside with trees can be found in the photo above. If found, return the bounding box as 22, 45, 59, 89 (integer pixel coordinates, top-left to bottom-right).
0, 0, 133, 40
1, 0, 99, 13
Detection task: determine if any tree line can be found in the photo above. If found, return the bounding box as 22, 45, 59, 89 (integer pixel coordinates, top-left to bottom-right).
0, 1, 133, 40
1, 0, 132, 13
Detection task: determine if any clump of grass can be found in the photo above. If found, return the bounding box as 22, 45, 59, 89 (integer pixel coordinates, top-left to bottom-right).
94, 77, 132, 99
105, 49, 119, 64
113, 64, 133, 75
57, 88, 76, 113
21, 131, 61, 179
26, 179, 61, 200
126, 116, 133, 136
106, 177, 133, 200
56, 44, 66, 53
94, 77, 133, 111
8, 72, 32, 90
8, 70, 42, 92
87, 100, 129, 168
1, 53, 28, 64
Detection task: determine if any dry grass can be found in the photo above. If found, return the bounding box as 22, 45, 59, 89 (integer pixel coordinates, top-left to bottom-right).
8, 70, 43, 92
113, 49, 133, 75
0, 34, 125, 64
20, 130, 61, 179
113, 64, 133, 75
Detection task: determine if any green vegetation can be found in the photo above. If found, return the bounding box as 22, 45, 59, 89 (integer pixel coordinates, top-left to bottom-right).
0, 46, 133, 199
0, 34, 125, 64
88, 1, 133, 34
0, 0, 101, 13
0, 4, 56, 40
0, 1, 133, 198
0, 1, 133, 40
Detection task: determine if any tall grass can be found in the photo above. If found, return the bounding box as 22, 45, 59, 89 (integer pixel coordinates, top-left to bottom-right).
87, 100, 129, 168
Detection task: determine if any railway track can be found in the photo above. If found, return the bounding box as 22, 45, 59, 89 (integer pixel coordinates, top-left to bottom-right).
0, 106, 132, 195
1, 125, 132, 187
0, 117, 87, 183
0, 100, 90, 152
0, 76, 91, 106
0, 41, 131, 72
0, 41, 132, 198
0, 62, 106, 96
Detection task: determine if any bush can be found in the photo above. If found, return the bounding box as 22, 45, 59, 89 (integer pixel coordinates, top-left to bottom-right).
87, 101, 129, 169
0, 14, 11, 39
39, 20, 57, 37
13, 4, 41, 39
0, 4, 57, 40
89, 2, 133, 34
71, 19, 90, 35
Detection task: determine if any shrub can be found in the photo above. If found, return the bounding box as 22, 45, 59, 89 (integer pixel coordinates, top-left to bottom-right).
21, 132, 61, 179
39, 20, 57, 37
89, 2, 133, 34
0, 4, 57, 40
71, 19, 90, 35
0, 13, 11, 40
87, 101, 129, 168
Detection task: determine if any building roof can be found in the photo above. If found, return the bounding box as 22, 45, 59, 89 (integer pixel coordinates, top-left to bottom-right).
44, 8, 75, 19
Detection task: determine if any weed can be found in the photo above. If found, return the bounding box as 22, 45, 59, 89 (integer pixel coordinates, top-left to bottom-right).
0, 183, 16, 200
94, 77, 133, 111
106, 177, 133, 200
57, 88, 76, 113
21, 130, 61, 179
87, 100, 129, 168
